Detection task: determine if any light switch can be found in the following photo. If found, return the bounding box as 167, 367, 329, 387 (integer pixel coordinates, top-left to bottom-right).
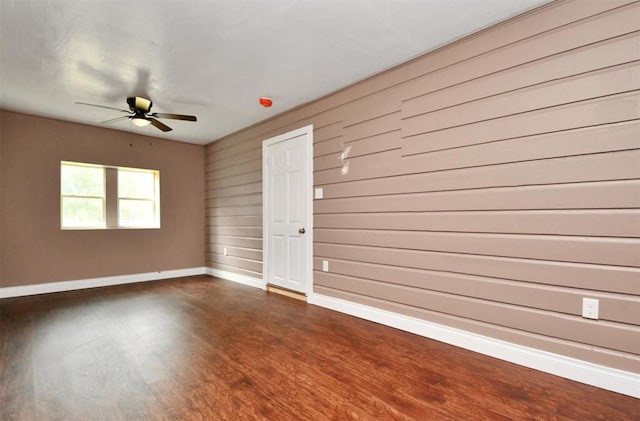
322, 260, 329, 272
582, 298, 599, 320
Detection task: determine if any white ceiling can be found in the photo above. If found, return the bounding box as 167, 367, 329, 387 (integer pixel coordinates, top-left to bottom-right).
0, 0, 547, 145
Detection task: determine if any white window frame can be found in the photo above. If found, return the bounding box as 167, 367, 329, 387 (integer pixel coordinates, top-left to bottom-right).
60, 162, 107, 229
117, 166, 161, 229
60, 161, 160, 230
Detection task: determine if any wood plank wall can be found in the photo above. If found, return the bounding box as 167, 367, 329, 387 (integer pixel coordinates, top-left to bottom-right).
205, 0, 640, 372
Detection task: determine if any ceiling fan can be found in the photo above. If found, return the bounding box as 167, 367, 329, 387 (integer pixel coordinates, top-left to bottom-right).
76, 96, 197, 132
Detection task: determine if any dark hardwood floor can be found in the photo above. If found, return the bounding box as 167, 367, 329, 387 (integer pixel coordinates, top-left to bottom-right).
1, 275, 638, 420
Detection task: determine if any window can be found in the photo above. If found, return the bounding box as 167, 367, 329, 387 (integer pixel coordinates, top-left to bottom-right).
61, 162, 106, 228
118, 168, 160, 228
61, 161, 160, 229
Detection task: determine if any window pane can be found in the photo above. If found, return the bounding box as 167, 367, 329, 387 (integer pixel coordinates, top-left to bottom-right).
62, 197, 104, 227
119, 199, 156, 227
118, 170, 155, 199
61, 164, 104, 196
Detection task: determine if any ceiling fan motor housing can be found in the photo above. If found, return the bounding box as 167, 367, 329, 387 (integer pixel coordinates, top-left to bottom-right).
127, 96, 152, 113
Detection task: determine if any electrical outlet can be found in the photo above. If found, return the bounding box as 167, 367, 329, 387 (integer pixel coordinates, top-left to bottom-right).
223, 247, 228, 256
582, 298, 599, 320
315, 187, 324, 199
322, 260, 329, 272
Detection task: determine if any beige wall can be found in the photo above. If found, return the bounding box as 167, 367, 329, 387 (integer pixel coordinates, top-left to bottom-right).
205, 0, 640, 373
0, 111, 205, 287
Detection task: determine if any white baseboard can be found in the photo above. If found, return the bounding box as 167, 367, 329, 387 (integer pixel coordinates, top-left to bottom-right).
206, 267, 266, 290
308, 292, 640, 399
0, 267, 208, 299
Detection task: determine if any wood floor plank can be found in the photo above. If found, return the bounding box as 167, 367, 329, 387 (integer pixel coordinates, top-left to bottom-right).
0, 275, 638, 420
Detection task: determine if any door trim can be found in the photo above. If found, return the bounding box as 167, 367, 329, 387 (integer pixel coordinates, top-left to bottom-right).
262, 125, 314, 295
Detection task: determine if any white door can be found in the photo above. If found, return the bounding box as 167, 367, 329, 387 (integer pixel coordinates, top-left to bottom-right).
263, 125, 313, 294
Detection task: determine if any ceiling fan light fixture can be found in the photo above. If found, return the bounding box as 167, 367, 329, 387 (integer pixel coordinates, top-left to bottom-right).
132, 116, 151, 127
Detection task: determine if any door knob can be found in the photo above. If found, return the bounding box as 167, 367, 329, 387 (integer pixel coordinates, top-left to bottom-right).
298, 228, 306, 234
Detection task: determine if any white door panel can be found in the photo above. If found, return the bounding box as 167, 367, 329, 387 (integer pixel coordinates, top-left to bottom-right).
263, 126, 312, 294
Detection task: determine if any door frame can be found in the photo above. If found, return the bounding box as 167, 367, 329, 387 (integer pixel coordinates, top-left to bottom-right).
262, 124, 314, 294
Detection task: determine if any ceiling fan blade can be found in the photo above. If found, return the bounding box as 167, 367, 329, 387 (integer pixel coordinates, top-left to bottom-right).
76, 102, 131, 114
149, 118, 173, 132
101, 116, 131, 125
150, 112, 197, 121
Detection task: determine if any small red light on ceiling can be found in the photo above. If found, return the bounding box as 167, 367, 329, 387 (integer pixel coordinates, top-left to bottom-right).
259, 97, 273, 108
